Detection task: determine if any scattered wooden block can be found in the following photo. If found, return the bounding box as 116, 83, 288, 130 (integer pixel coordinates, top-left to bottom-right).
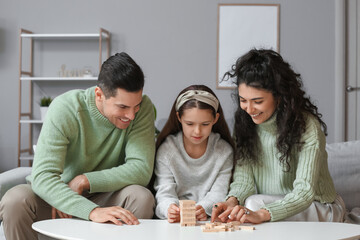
239, 225, 255, 231
200, 222, 255, 233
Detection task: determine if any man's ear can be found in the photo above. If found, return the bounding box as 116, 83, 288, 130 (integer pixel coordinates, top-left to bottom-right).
94, 87, 104, 101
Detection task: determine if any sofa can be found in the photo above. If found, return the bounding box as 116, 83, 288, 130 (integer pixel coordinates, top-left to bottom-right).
0, 140, 359, 239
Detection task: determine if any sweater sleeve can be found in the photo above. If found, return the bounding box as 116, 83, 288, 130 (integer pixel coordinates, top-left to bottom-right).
31, 98, 99, 220
197, 142, 233, 216
153, 143, 179, 219
227, 163, 256, 205
84, 96, 155, 192
262, 117, 325, 221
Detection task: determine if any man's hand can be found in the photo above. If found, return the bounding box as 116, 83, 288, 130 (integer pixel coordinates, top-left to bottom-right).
167, 204, 180, 223
68, 174, 90, 195
195, 205, 207, 221
51, 175, 90, 219
52, 207, 72, 219
89, 206, 139, 225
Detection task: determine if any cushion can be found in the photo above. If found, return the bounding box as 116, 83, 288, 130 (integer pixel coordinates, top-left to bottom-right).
0, 167, 32, 201
326, 140, 360, 210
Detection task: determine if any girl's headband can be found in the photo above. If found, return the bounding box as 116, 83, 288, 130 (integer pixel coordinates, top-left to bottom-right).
175, 90, 219, 112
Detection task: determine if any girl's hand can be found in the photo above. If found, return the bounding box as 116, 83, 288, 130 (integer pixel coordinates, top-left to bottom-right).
195, 205, 207, 221
167, 204, 180, 223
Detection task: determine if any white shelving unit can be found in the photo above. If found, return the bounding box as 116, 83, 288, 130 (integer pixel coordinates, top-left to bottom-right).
18, 28, 111, 166
20, 77, 98, 81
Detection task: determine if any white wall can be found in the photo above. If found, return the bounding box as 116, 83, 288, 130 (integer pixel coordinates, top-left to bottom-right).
0, 0, 337, 171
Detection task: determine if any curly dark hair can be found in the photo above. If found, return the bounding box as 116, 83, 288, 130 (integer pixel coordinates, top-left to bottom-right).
223, 49, 327, 171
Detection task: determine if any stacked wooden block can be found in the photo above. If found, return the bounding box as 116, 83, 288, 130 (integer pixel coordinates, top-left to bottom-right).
201, 222, 255, 232
179, 200, 196, 226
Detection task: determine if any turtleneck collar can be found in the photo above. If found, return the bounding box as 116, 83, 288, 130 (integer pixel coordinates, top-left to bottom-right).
257, 111, 277, 134
86, 87, 116, 129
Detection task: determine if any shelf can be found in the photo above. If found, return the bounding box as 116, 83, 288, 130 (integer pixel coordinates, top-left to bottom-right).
20, 119, 43, 124
18, 28, 110, 167
21, 33, 109, 39
20, 77, 98, 81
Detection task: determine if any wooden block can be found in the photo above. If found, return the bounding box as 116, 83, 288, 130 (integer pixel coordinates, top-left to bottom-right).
214, 225, 226, 229
205, 223, 213, 228
239, 226, 255, 231
202, 228, 219, 232
179, 200, 196, 227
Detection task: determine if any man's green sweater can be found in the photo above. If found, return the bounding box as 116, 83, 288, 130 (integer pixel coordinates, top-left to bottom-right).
30, 87, 155, 220
227, 113, 337, 221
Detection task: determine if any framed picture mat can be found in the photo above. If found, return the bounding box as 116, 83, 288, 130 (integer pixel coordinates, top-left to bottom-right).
216, 4, 280, 89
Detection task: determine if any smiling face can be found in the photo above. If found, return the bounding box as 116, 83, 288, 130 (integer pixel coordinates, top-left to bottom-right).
95, 87, 143, 129
177, 107, 219, 148
238, 83, 277, 124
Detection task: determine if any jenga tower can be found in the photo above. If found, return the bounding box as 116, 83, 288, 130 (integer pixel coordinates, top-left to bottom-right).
179, 200, 196, 226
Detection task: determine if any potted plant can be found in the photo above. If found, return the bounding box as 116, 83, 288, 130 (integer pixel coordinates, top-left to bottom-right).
40, 97, 52, 121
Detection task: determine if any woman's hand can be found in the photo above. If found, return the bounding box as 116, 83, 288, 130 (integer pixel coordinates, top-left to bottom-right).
220, 206, 271, 224
238, 208, 271, 224
211, 197, 239, 222
211, 202, 231, 222
195, 205, 207, 221
211, 197, 271, 224
167, 204, 180, 223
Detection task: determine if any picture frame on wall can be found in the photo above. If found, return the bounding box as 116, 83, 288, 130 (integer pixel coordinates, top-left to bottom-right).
217, 4, 280, 89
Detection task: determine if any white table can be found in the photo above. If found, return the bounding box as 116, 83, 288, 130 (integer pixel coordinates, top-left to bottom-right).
32, 219, 360, 240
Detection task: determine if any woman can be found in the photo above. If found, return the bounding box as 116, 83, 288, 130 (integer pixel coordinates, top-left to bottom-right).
154, 85, 234, 222
211, 49, 346, 224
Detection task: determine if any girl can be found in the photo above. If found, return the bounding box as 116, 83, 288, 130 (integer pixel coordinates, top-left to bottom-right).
154, 85, 234, 222
212, 49, 346, 224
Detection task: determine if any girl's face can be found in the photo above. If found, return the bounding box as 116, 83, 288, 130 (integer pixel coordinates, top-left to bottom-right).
177, 108, 219, 147
238, 83, 277, 124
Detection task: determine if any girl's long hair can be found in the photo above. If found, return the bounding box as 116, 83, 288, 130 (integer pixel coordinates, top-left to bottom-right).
156, 85, 234, 150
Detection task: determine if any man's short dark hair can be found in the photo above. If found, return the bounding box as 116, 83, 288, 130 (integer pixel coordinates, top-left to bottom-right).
97, 52, 144, 98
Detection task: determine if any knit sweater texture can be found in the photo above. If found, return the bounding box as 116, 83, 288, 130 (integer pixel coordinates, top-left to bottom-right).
154, 132, 233, 219
30, 87, 155, 220
227, 113, 337, 221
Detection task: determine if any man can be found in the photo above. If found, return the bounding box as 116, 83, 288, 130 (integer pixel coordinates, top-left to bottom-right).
0, 52, 156, 240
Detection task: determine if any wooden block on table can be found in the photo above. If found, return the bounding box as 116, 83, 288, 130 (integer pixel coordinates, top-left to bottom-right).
239, 225, 255, 231
214, 225, 226, 229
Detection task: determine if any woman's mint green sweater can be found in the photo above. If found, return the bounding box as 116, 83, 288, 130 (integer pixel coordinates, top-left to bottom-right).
227, 113, 337, 221
30, 87, 155, 220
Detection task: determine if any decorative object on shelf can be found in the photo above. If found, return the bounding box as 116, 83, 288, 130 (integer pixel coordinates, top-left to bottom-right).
82, 66, 93, 78
40, 97, 52, 121
59, 64, 67, 77
59, 64, 93, 77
